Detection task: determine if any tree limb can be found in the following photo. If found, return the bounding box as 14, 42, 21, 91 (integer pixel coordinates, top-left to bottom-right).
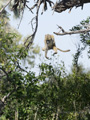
54, 25, 90, 36
24, 0, 41, 48
53, 0, 90, 13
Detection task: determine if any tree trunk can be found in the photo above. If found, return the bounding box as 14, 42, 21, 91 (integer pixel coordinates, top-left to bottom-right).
15, 109, 18, 120
34, 107, 38, 120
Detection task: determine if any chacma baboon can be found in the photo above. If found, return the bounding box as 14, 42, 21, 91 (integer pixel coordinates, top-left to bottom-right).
42, 34, 70, 59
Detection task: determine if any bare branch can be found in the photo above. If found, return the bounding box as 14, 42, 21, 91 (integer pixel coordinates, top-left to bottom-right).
26, 4, 34, 14
18, 9, 25, 29
54, 25, 90, 36
0, 0, 12, 14
57, 25, 65, 33
24, 0, 41, 48
24, 0, 54, 48
30, 3, 38, 10
31, 16, 36, 31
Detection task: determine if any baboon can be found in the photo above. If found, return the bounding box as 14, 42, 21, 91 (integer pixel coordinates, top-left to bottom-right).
42, 34, 70, 59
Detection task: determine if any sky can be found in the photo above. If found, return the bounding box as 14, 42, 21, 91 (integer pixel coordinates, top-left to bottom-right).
8, 2, 90, 73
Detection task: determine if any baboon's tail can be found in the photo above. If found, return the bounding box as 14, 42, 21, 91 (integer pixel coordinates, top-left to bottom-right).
57, 48, 70, 52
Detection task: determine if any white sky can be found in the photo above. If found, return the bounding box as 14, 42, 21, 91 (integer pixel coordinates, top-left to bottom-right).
8, 2, 90, 73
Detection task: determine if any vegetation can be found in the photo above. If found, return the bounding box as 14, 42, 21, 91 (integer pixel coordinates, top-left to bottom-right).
0, 17, 90, 119
0, 0, 90, 120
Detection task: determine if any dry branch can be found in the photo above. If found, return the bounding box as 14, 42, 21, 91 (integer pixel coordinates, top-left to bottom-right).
54, 25, 90, 36
24, 0, 41, 48
26, 4, 34, 14
53, 0, 90, 13
54, 29, 90, 35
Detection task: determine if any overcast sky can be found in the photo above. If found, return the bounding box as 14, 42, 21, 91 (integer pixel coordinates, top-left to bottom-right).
9, 2, 90, 72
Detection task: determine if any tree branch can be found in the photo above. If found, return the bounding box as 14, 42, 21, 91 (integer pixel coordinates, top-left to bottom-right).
0, 0, 12, 14
24, 0, 54, 48
24, 0, 41, 48
26, 4, 34, 14
0, 88, 16, 116
16, 61, 28, 73
0, 67, 9, 79
54, 25, 90, 36
53, 0, 90, 13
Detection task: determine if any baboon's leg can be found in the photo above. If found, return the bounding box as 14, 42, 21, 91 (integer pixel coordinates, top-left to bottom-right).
53, 46, 57, 55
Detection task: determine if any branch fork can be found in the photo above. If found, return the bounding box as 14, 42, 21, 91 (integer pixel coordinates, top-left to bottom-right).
54, 25, 90, 36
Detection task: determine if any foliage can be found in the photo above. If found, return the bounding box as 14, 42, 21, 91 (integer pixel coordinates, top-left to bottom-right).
70, 17, 90, 48
70, 17, 90, 66
0, 1, 90, 120
0, 15, 40, 119
1, 60, 90, 120
0, 17, 90, 119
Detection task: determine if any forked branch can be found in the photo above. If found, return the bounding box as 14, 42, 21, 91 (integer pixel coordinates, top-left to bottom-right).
54, 25, 90, 36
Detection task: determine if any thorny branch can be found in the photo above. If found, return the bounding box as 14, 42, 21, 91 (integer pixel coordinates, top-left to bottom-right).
54, 25, 90, 36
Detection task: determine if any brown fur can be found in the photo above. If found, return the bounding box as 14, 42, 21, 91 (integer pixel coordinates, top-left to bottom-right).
42, 34, 70, 59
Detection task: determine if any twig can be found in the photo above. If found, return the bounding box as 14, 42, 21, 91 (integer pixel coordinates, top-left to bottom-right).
30, 3, 37, 10
16, 61, 28, 73
18, 9, 25, 29
0, 0, 12, 14
57, 25, 65, 33
26, 4, 34, 14
31, 16, 36, 31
